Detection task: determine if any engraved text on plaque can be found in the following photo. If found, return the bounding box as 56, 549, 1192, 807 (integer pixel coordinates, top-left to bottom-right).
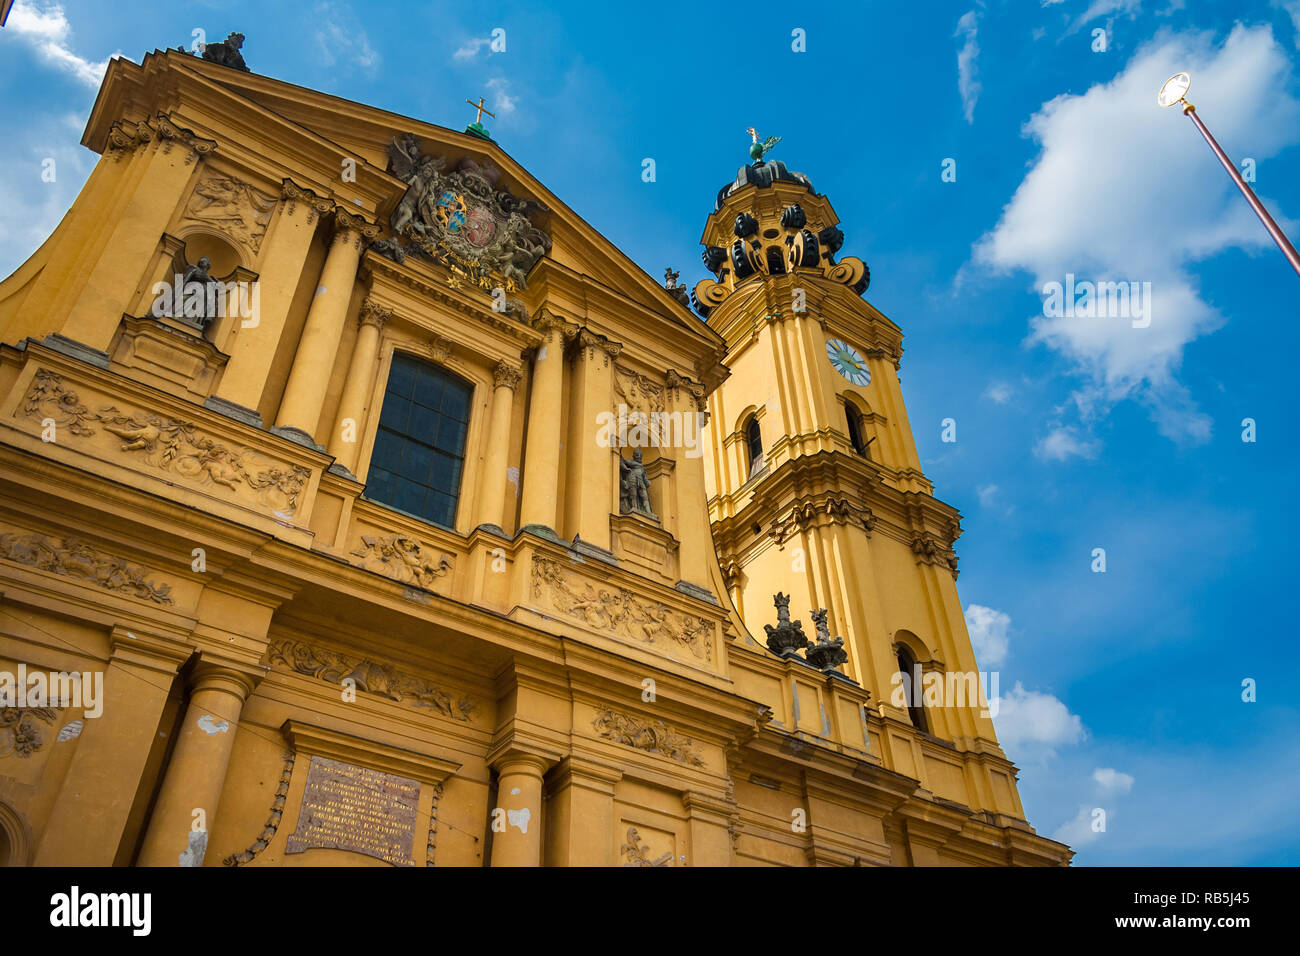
285, 755, 421, 865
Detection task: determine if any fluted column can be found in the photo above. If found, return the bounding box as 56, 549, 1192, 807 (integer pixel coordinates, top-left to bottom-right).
326, 297, 391, 478
136, 660, 260, 867
273, 209, 378, 448
489, 751, 551, 867
214, 180, 333, 417
667, 370, 713, 594
33, 628, 191, 866
518, 313, 566, 541
564, 329, 621, 556
476, 359, 522, 533
61, 119, 217, 351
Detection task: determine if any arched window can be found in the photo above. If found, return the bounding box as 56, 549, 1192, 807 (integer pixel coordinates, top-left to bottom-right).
745, 417, 763, 474
845, 404, 870, 458
896, 646, 928, 734
365, 353, 472, 529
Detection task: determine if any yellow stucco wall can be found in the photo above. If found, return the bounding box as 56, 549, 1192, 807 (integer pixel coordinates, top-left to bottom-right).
0, 50, 1069, 867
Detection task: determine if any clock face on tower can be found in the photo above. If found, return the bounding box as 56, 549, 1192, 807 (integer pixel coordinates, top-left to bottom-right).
826, 338, 870, 386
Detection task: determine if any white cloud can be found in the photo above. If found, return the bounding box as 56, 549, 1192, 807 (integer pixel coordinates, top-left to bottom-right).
1053, 803, 1105, 846
955, 11, 981, 124
1064, 0, 1142, 34
313, 2, 379, 75
976, 484, 1000, 508
984, 381, 1014, 404
453, 36, 490, 60
965, 603, 1011, 665
1035, 425, 1101, 461
4, 0, 115, 87
1093, 766, 1135, 793
486, 76, 516, 116
993, 680, 1086, 756
975, 25, 1300, 448
0, 111, 94, 278
1275, 1, 1300, 47
1050, 766, 1136, 846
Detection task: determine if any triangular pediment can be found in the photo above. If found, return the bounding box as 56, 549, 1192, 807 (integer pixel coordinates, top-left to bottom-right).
143, 54, 710, 342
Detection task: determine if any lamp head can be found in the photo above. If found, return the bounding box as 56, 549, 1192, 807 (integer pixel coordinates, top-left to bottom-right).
1158, 72, 1191, 108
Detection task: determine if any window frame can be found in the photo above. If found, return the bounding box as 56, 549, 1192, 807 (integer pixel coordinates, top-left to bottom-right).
359, 348, 478, 531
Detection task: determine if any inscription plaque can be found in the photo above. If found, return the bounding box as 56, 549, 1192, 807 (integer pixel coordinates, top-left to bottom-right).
285, 755, 421, 866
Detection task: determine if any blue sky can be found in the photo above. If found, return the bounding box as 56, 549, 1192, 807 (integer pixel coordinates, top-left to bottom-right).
3, 0, 1299, 865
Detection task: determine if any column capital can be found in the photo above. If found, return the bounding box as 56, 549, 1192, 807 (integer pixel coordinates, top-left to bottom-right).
665, 368, 707, 412
280, 178, 334, 224
569, 327, 622, 367
108, 625, 193, 675
488, 746, 556, 777
492, 359, 522, 390
530, 308, 569, 337
334, 206, 382, 241
545, 755, 623, 797
359, 296, 393, 330
188, 656, 266, 703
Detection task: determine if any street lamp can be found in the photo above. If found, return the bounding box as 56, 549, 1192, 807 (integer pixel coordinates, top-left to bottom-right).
1159, 72, 1300, 277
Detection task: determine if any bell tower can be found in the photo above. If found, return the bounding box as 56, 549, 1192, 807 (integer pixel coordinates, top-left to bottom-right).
696, 141, 1042, 835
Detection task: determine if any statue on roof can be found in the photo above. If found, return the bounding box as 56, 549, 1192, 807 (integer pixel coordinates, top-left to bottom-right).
201, 32, 249, 72
746, 127, 781, 164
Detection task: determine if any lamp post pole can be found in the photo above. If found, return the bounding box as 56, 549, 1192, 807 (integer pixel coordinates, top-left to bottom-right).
1160, 72, 1300, 278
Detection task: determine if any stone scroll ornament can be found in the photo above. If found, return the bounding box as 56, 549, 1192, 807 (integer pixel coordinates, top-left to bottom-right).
693, 200, 868, 319
371, 133, 552, 293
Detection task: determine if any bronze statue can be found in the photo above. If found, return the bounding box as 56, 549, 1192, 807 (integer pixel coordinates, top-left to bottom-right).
181, 256, 220, 330
619, 449, 657, 520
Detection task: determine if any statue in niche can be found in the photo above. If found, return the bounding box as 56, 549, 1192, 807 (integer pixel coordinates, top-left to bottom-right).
179, 256, 221, 331
619, 449, 657, 521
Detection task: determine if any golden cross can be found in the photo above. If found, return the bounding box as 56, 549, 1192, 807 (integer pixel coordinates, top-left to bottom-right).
466, 97, 495, 124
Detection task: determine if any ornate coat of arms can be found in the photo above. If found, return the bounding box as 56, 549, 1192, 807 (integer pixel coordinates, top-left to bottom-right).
373, 132, 552, 292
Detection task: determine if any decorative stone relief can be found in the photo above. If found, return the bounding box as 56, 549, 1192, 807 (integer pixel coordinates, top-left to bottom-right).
223, 751, 295, 866
266, 638, 474, 722
911, 532, 959, 578
19, 370, 310, 518
375, 133, 551, 292
531, 556, 713, 662
181, 170, 277, 253
592, 708, 706, 767
0, 531, 173, 605
621, 827, 672, 867
768, 495, 876, 547
613, 364, 665, 417
349, 534, 451, 590
0, 706, 59, 758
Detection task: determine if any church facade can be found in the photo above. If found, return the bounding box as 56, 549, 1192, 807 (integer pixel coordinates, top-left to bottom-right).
0, 43, 1070, 866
